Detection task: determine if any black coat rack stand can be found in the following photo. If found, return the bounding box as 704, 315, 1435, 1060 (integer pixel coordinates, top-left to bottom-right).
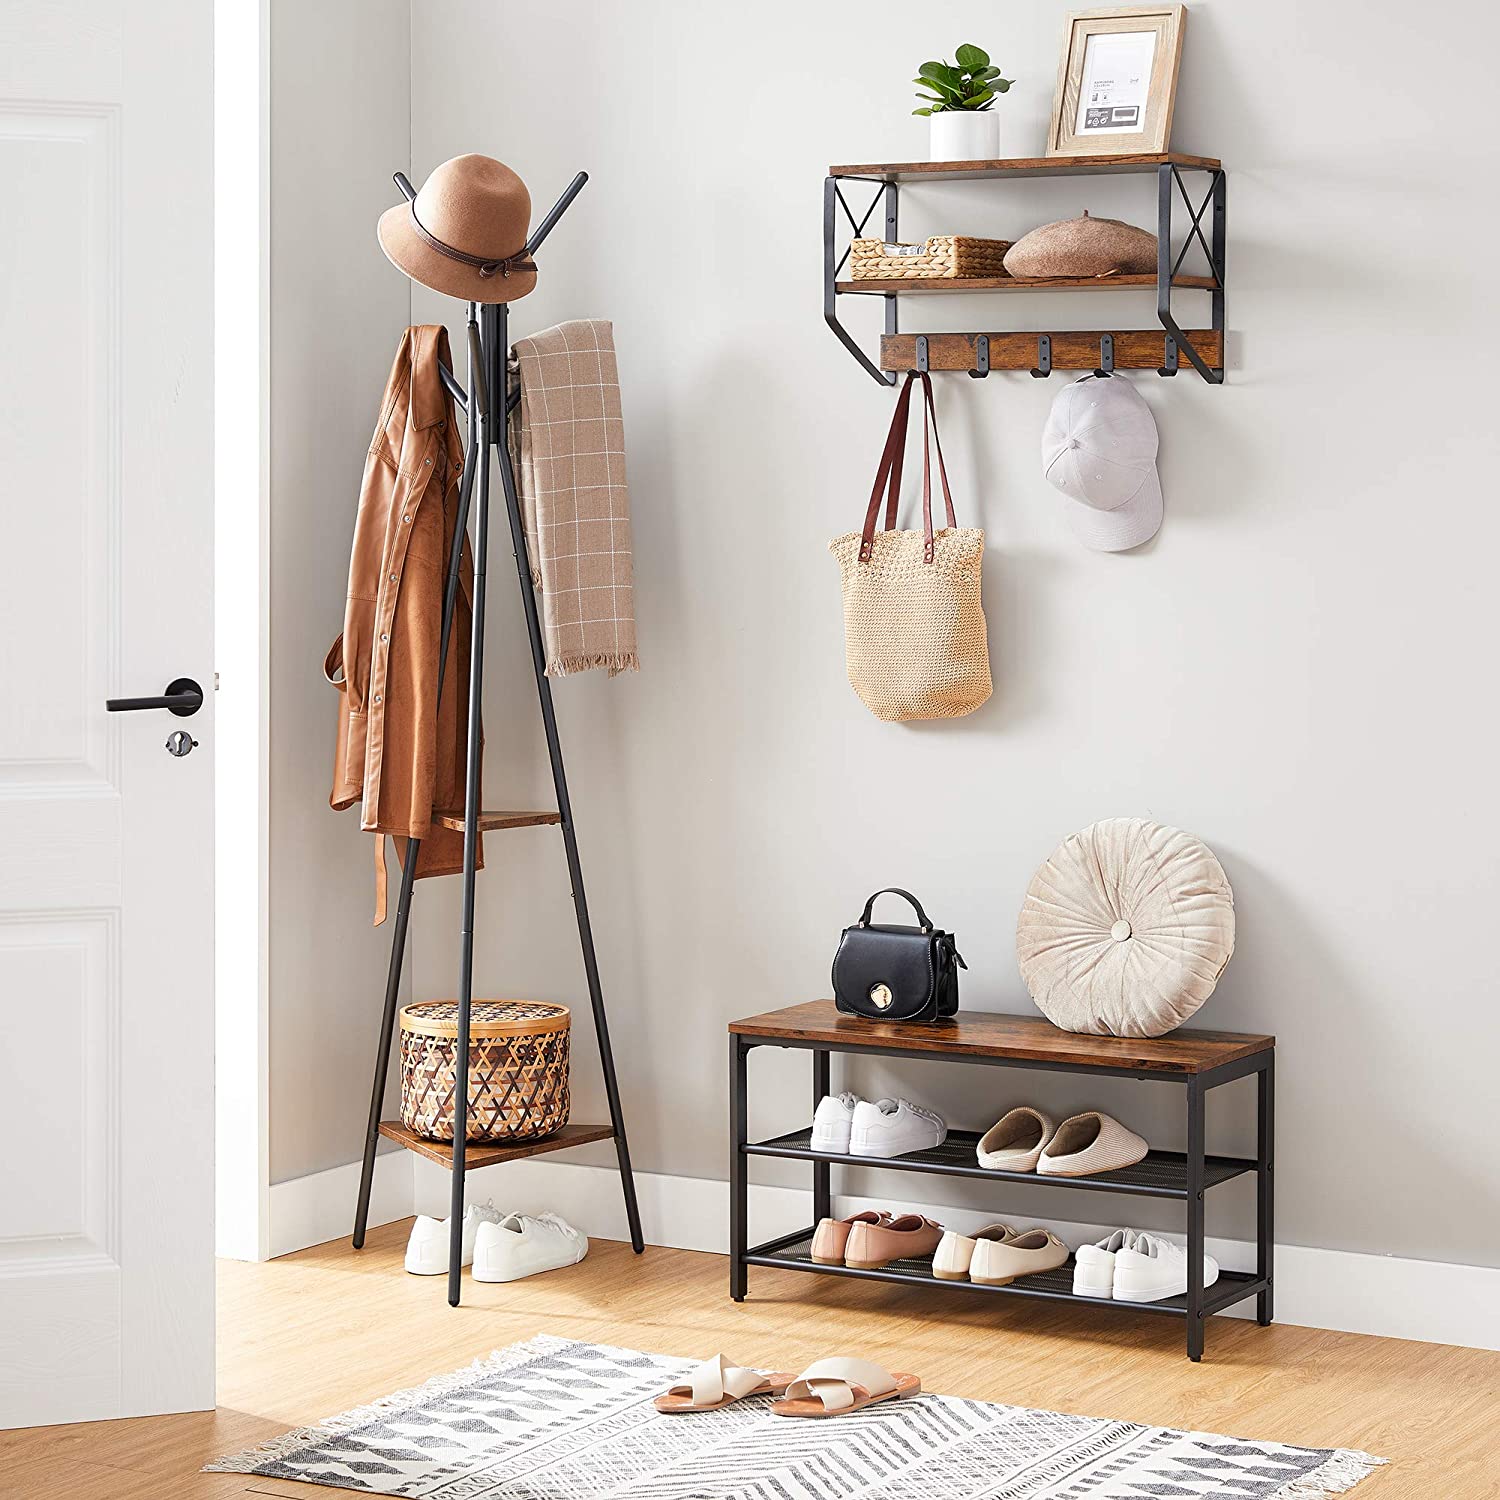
351, 168, 644, 1306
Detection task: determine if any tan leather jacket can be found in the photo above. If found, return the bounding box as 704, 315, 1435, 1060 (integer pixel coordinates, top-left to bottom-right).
326, 325, 481, 922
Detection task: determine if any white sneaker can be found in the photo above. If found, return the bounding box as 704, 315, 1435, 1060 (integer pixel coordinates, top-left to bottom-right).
811, 1091, 860, 1153
471, 1211, 588, 1283
1112, 1231, 1219, 1303
848, 1098, 946, 1159
404, 1201, 504, 1276
1072, 1227, 1139, 1298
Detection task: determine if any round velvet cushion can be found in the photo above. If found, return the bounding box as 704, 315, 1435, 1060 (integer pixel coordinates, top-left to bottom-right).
1002, 212, 1157, 279
1016, 818, 1235, 1038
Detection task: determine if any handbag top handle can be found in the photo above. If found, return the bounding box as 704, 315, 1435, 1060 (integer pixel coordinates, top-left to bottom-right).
858, 887, 934, 933
858, 372, 958, 566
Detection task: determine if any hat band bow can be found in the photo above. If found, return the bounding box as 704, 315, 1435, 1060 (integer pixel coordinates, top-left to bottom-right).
409, 204, 535, 280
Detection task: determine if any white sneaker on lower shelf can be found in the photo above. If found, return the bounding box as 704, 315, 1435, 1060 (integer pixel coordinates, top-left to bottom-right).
1112, 1231, 1219, 1303
1072, 1227, 1139, 1298
848, 1097, 947, 1159
471, 1211, 589, 1283
811, 1091, 861, 1153
404, 1201, 504, 1276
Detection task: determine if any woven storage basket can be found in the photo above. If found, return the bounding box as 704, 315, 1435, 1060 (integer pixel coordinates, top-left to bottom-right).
399, 999, 570, 1144
850, 235, 1013, 280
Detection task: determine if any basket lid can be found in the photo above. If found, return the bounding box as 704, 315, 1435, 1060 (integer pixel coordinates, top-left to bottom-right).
399, 999, 570, 1039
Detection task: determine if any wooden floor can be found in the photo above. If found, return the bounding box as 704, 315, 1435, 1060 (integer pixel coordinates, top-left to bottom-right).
3, 1221, 1497, 1498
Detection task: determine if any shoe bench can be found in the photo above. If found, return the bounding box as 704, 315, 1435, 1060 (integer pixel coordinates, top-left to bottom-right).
728, 1001, 1274, 1361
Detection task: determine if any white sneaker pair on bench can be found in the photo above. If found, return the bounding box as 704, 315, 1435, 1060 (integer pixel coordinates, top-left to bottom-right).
404, 1201, 588, 1282
1073, 1228, 1219, 1302
812, 1092, 947, 1158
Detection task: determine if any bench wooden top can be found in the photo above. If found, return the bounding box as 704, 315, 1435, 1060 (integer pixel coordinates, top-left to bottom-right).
729, 1001, 1272, 1075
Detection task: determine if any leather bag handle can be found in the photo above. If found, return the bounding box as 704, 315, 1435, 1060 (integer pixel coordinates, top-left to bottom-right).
858, 887, 934, 933
858, 374, 959, 565
859, 374, 918, 562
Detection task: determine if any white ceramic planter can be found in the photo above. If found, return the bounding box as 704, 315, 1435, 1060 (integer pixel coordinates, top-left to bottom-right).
929, 109, 999, 163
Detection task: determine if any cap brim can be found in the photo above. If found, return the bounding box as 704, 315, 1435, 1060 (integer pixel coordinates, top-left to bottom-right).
377, 203, 537, 305
1060, 466, 1162, 552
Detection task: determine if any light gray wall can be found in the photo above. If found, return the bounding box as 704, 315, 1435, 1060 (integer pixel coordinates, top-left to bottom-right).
267, 0, 411, 1183
271, 0, 1500, 1269
399, 0, 1499, 1267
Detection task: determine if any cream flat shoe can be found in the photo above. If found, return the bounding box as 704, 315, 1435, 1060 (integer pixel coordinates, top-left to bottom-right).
1036, 1111, 1148, 1178
931, 1222, 1018, 1281
969, 1228, 1070, 1286
975, 1107, 1056, 1172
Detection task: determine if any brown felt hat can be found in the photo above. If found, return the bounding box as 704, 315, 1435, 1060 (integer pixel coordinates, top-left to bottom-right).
378, 154, 537, 303
1002, 211, 1157, 280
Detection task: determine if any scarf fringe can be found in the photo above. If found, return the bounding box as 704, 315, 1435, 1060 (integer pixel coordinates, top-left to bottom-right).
203, 1333, 570, 1474
547, 651, 640, 678
1277, 1449, 1387, 1497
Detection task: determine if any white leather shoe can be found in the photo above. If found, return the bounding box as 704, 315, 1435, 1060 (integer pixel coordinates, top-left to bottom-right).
1112, 1231, 1219, 1302
471, 1211, 588, 1283
404, 1201, 503, 1276
1072, 1227, 1138, 1298
811, 1091, 860, 1153
848, 1098, 946, 1159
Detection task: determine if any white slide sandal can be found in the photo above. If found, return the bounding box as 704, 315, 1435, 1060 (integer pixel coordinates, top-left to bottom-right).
654, 1354, 795, 1413
770, 1357, 921, 1418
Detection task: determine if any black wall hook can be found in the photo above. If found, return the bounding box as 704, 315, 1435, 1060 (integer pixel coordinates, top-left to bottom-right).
1158, 336, 1180, 376
914, 334, 929, 373
968, 334, 990, 379
1030, 334, 1052, 379
1095, 333, 1115, 377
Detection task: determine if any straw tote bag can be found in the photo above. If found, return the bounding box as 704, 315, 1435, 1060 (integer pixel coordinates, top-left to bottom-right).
829, 372, 992, 721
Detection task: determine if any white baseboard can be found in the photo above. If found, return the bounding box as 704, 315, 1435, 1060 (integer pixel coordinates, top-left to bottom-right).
268, 1152, 1499, 1352
266, 1147, 413, 1260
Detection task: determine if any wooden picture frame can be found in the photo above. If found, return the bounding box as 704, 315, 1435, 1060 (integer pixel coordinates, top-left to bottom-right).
1047, 6, 1186, 158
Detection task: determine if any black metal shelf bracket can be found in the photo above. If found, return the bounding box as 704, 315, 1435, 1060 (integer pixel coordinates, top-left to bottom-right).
824, 174, 898, 386
1158, 162, 1226, 383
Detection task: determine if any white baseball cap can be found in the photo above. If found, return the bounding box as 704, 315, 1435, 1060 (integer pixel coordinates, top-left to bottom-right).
1041, 375, 1162, 552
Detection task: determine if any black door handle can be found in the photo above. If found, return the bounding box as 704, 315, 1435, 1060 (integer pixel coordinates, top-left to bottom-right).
106, 676, 204, 718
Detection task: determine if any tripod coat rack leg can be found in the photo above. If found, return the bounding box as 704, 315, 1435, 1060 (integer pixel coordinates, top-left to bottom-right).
352, 172, 642, 1304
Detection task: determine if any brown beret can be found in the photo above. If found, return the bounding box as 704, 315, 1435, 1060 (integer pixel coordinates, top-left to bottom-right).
1002, 211, 1158, 279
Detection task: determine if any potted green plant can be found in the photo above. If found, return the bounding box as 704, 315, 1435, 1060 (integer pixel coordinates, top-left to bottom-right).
914, 44, 1013, 162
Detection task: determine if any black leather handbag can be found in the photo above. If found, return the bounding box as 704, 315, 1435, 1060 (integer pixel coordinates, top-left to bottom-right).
832, 889, 965, 1022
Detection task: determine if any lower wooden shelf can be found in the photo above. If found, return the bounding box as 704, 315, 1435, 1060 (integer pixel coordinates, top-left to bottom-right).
746, 1231, 1263, 1320
378, 1119, 613, 1170
434, 809, 562, 832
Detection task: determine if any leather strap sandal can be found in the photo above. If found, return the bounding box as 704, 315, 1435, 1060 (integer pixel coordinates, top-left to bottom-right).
770, 1357, 922, 1418
654, 1353, 795, 1413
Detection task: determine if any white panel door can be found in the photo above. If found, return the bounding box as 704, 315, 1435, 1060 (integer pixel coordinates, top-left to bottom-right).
0, 0, 214, 1427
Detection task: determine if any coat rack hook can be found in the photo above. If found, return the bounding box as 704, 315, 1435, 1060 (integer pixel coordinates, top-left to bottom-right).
1095, 333, 1115, 378
915, 334, 929, 374
968, 334, 990, 379
1030, 334, 1052, 379
393, 171, 417, 203
1158, 336, 1179, 377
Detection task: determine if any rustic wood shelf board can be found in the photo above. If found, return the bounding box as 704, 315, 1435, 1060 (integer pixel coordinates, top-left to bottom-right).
434, 809, 562, 832
378, 1119, 613, 1169
838, 273, 1216, 296
882, 330, 1222, 374
729, 1001, 1272, 1074
830, 152, 1222, 182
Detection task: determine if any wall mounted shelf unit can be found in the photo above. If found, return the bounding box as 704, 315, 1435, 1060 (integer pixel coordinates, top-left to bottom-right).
824, 152, 1226, 384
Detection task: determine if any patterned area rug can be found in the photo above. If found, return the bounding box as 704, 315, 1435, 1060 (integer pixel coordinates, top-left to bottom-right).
208, 1334, 1384, 1498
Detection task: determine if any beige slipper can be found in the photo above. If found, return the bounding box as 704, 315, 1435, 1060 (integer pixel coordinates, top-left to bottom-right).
1036, 1111, 1148, 1177
771, 1357, 921, 1418
975, 1107, 1056, 1172
654, 1354, 795, 1413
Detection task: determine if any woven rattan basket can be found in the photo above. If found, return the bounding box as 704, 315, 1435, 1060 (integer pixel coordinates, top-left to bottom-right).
850, 235, 1013, 281
399, 999, 570, 1144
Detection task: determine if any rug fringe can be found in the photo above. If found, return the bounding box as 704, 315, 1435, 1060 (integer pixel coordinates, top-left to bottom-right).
203, 1332, 571, 1474
1278, 1449, 1388, 1497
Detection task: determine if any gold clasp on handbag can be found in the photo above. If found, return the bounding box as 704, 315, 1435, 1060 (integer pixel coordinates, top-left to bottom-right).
868, 983, 893, 1010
